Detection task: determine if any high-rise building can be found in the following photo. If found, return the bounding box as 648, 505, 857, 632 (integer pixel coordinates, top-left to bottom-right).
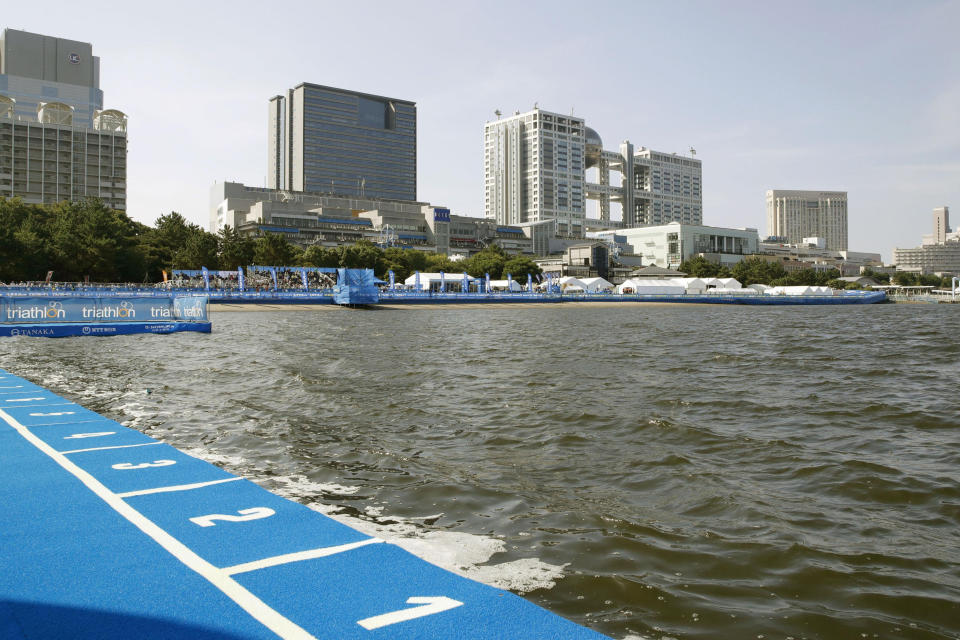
933, 206, 950, 244
895, 205, 959, 274
766, 190, 848, 251
484, 108, 587, 237
484, 107, 701, 238
0, 28, 126, 210
267, 83, 416, 201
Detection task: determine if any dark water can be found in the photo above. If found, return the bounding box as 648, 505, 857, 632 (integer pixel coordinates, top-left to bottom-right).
3, 303, 959, 640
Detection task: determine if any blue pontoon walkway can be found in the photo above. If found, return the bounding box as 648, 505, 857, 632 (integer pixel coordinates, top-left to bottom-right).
0, 369, 608, 639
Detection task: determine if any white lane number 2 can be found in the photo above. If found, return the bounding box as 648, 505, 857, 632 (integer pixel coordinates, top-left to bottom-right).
357, 596, 464, 630
189, 507, 276, 528
112, 460, 177, 470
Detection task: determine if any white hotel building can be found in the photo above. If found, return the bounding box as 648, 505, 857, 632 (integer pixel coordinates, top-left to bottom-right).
766, 190, 848, 251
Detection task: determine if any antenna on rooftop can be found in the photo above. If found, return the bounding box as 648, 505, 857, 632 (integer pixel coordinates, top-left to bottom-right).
689, 147, 697, 157
494, 109, 501, 119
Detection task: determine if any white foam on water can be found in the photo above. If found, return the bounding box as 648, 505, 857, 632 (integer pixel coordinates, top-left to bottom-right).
302, 501, 567, 594
265, 474, 361, 497
180, 447, 248, 468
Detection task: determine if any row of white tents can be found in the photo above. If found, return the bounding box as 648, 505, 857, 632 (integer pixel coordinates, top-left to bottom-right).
400, 273, 837, 296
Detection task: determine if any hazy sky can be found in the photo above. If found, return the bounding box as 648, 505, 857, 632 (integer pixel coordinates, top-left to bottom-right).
5, 0, 958, 260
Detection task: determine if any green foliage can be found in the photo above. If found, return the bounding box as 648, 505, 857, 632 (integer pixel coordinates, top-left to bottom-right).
463, 246, 507, 279
678, 256, 729, 278
730, 257, 788, 286
424, 253, 463, 273
254, 233, 301, 266
301, 245, 340, 268
502, 255, 543, 282
860, 268, 890, 284
218, 225, 256, 270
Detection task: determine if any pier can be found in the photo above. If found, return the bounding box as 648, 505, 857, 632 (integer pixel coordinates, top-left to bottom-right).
0, 369, 608, 639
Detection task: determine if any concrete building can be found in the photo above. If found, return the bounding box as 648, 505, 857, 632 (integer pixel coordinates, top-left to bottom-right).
0, 28, 126, 210
594, 222, 758, 269
766, 190, 848, 251
484, 108, 586, 237
484, 106, 701, 239
210, 181, 533, 255
895, 206, 960, 274
268, 83, 416, 201
758, 238, 882, 275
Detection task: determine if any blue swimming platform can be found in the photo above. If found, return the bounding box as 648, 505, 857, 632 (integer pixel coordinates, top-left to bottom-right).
0, 369, 609, 639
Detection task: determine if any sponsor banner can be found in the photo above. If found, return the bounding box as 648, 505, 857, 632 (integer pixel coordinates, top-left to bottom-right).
173, 296, 208, 321
2, 297, 177, 324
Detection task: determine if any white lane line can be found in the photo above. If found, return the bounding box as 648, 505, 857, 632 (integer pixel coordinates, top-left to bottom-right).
20, 418, 106, 427
222, 538, 384, 576
59, 442, 163, 455
0, 407, 317, 640
116, 477, 243, 498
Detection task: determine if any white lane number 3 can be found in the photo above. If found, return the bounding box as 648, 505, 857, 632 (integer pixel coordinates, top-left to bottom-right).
112, 460, 177, 470
357, 596, 464, 630
189, 507, 276, 528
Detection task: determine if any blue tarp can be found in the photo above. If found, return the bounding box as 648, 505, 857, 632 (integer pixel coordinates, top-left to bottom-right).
333, 268, 380, 305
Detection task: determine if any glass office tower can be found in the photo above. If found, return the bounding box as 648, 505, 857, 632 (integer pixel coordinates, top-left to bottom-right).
268, 83, 416, 202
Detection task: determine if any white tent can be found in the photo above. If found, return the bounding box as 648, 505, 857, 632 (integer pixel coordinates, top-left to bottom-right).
765, 285, 815, 296
620, 279, 686, 295
670, 277, 709, 294
715, 278, 742, 289
748, 284, 772, 293
403, 272, 478, 291
579, 277, 614, 292
488, 279, 523, 292
558, 276, 588, 292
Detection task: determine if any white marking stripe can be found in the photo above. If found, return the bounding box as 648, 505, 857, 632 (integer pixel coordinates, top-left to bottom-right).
116, 477, 243, 498
26, 418, 107, 427
357, 596, 464, 630
0, 407, 316, 640
223, 538, 384, 575
59, 442, 163, 455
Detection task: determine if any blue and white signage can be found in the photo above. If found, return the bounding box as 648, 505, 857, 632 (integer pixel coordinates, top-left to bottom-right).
433, 207, 451, 222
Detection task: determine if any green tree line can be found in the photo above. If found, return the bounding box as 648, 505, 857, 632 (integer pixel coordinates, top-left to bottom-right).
0, 198, 542, 284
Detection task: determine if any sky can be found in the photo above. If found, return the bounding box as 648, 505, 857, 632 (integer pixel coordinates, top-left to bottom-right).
4, 0, 958, 261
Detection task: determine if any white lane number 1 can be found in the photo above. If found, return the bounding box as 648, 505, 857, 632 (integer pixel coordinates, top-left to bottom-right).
189, 507, 276, 527
357, 596, 464, 630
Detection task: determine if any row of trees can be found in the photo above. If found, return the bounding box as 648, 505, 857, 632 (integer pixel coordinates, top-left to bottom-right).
0, 198, 543, 284
3, 197, 954, 288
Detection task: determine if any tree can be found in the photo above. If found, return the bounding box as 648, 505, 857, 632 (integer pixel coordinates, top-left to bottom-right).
424, 253, 462, 273
464, 246, 506, 279
301, 245, 340, 268
679, 255, 723, 278
217, 225, 255, 270
46, 199, 143, 282
254, 232, 300, 266
502, 255, 543, 282
730, 257, 788, 286
338, 240, 382, 269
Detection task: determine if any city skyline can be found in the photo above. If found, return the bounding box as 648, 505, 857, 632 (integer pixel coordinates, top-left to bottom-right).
2, 0, 958, 261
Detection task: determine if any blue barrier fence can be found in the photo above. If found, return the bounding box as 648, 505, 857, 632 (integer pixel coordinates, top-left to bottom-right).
0, 295, 209, 323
